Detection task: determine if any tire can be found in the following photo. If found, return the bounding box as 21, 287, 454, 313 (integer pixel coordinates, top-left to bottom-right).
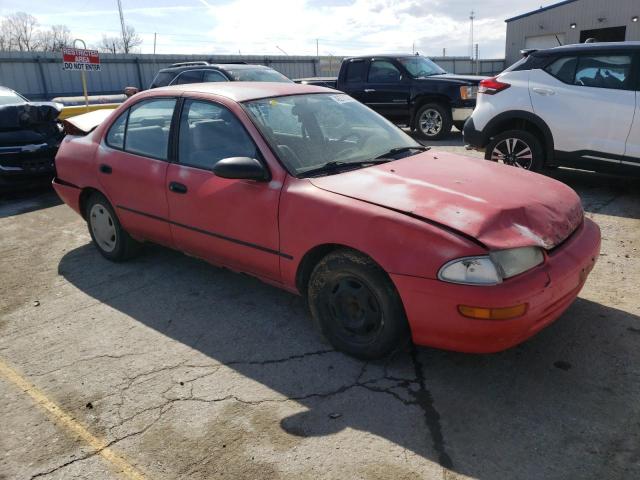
413, 103, 452, 140
307, 249, 409, 359
85, 192, 141, 262
484, 129, 544, 172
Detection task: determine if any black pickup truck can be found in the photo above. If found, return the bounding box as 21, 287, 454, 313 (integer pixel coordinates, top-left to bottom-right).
296, 54, 485, 140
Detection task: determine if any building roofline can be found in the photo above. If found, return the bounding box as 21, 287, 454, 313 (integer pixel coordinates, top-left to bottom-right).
505, 0, 580, 23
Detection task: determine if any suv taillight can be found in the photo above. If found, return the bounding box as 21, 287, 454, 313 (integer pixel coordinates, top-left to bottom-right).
478, 77, 511, 95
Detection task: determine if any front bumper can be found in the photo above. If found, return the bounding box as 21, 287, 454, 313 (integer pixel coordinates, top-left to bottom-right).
391, 218, 601, 353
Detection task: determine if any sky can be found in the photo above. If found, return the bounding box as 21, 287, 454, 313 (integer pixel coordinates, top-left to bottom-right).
1, 0, 559, 58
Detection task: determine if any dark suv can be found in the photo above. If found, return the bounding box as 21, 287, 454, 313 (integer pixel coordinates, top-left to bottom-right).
149, 62, 292, 88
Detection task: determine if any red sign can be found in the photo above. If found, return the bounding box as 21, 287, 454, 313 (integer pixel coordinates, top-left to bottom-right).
62, 47, 101, 71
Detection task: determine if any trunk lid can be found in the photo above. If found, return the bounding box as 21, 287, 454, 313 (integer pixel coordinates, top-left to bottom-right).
308, 151, 583, 250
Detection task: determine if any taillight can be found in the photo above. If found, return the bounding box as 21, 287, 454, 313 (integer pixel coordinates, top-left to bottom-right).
478, 77, 511, 95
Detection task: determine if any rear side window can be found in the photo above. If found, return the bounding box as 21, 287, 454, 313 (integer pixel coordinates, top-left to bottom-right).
178, 99, 258, 170
173, 70, 204, 85
202, 70, 228, 82
345, 61, 365, 83
544, 57, 578, 84
574, 55, 631, 90
124, 99, 176, 160
105, 111, 127, 149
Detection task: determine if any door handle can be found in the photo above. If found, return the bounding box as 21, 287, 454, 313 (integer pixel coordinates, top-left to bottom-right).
99, 164, 112, 174
532, 87, 555, 96
364, 88, 376, 93
168, 181, 188, 194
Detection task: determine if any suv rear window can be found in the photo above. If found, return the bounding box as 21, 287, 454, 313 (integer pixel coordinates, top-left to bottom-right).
544, 57, 577, 84
150, 71, 174, 88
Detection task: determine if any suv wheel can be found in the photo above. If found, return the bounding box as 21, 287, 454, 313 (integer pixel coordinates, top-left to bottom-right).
414, 103, 452, 140
485, 130, 544, 172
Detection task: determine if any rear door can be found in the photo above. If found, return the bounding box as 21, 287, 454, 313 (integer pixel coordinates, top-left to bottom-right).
529, 52, 635, 159
95, 97, 177, 246
165, 98, 281, 281
339, 59, 368, 103
363, 59, 410, 122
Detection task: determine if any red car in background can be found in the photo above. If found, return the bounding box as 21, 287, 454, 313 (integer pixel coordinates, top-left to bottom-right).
53, 82, 600, 359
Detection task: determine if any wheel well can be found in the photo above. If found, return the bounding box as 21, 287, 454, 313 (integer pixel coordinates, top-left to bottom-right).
488, 117, 551, 161
411, 96, 450, 125
78, 187, 101, 220
295, 244, 385, 296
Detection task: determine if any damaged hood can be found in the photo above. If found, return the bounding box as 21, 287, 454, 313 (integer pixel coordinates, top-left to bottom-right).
308, 151, 583, 250
0, 102, 62, 129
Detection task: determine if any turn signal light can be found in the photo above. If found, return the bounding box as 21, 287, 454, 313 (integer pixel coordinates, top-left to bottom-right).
458, 303, 528, 320
478, 77, 511, 95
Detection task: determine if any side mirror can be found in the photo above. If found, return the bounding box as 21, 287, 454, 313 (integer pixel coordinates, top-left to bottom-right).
124, 86, 140, 97
212, 157, 269, 181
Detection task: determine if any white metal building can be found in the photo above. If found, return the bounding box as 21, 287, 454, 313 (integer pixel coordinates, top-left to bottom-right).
505, 0, 640, 65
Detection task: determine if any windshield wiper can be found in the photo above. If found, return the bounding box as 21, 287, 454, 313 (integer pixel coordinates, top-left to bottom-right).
300, 159, 393, 177
375, 145, 428, 159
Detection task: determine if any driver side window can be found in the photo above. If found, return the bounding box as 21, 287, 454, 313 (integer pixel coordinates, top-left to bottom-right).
178, 100, 258, 170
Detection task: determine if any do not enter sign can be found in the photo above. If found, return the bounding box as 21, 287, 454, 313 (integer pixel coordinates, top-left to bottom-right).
62, 47, 101, 71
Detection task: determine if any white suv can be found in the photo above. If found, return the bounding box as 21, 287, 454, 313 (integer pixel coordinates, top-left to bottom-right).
463, 42, 640, 173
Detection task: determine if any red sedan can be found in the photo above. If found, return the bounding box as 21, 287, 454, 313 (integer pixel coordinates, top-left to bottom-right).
53, 82, 600, 359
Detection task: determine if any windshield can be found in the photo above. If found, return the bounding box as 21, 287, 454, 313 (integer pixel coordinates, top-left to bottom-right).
0, 89, 27, 106
243, 93, 422, 176
398, 56, 446, 78
226, 68, 292, 83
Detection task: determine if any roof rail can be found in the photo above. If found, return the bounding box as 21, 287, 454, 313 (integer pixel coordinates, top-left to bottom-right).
170, 61, 209, 67
520, 49, 538, 57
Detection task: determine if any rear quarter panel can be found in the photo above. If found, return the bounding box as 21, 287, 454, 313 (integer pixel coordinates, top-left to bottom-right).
471, 70, 533, 130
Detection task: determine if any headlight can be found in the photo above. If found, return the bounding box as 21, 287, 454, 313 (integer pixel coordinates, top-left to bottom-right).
460, 85, 478, 100
439, 247, 544, 286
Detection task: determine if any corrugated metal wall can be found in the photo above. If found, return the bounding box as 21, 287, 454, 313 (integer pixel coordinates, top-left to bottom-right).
0, 51, 505, 100
505, 0, 640, 65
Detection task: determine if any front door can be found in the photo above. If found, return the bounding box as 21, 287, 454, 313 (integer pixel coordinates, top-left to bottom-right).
165, 98, 281, 281
529, 53, 635, 158
625, 89, 640, 162
96, 97, 177, 246
362, 59, 409, 122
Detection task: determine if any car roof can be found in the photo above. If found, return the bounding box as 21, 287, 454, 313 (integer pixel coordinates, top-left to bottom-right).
343, 53, 418, 61
159, 63, 273, 73
532, 41, 640, 57
150, 81, 334, 102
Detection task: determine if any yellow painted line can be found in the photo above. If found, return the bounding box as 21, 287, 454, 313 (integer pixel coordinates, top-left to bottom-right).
0, 357, 145, 480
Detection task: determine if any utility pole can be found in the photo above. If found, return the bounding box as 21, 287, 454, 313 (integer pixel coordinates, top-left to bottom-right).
153, 32, 157, 55
442, 47, 446, 57
316, 39, 319, 57
117, 0, 128, 53
475, 43, 479, 74
469, 10, 475, 60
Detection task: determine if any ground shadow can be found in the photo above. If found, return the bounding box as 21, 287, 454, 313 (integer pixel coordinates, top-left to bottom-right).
59, 243, 640, 479
0, 184, 61, 219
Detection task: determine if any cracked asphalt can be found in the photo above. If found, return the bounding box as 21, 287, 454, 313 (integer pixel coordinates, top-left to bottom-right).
1, 134, 640, 479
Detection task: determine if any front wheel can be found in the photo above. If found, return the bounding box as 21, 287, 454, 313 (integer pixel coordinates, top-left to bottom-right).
413, 103, 452, 140
85, 192, 141, 262
307, 249, 409, 359
484, 130, 544, 172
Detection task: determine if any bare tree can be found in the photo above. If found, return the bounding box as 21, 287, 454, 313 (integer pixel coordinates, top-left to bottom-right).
98, 35, 121, 54
0, 18, 12, 51
98, 25, 142, 54
3, 12, 40, 51
38, 24, 71, 52
121, 24, 142, 54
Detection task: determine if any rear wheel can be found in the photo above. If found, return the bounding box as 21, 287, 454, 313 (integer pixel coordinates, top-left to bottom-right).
484, 129, 544, 172
85, 192, 141, 261
413, 103, 452, 140
307, 249, 409, 359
